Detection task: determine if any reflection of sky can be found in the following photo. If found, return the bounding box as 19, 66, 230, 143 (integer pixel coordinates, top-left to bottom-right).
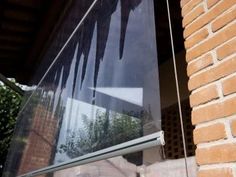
90, 87, 143, 106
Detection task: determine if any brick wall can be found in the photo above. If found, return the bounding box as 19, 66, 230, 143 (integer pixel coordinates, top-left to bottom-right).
181, 0, 236, 176
17, 104, 58, 176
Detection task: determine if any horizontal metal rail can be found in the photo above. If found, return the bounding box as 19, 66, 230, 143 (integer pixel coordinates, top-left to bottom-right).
18, 131, 165, 177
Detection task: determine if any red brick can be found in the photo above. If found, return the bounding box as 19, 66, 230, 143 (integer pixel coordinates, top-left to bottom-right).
217, 38, 236, 60
182, 0, 203, 17
231, 119, 236, 136
212, 8, 236, 32
192, 97, 236, 124
185, 28, 209, 49
207, 0, 221, 9
190, 84, 219, 107
193, 123, 226, 144
188, 55, 236, 91
187, 53, 213, 76
222, 75, 236, 95
186, 22, 236, 62
183, 5, 205, 27
181, 0, 192, 8
184, 0, 235, 38
18, 104, 58, 175
198, 168, 233, 177
196, 143, 236, 165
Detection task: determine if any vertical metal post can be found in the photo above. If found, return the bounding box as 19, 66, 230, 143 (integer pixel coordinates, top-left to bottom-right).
165, 0, 190, 176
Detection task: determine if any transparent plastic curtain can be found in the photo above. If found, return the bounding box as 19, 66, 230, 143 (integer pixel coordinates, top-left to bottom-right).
3, 0, 195, 176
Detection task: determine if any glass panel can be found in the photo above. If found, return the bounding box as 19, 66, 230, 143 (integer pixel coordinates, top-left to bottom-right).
33, 147, 197, 177
3, 0, 169, 176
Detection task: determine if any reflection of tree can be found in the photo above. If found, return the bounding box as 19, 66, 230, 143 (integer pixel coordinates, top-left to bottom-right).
59, 111, 142, 158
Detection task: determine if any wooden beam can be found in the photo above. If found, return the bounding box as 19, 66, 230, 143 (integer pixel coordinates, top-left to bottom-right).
3, 8, 36, 22
6, 0, 43, 9
25, 0, 72, 68
0, 35, 31, 44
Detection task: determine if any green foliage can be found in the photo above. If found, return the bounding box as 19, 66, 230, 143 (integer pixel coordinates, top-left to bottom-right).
0, 83, 22, 173
59, 110, 142, 158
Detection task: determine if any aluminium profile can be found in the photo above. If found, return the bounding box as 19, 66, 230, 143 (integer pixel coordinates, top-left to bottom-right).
18, 131, 165, 177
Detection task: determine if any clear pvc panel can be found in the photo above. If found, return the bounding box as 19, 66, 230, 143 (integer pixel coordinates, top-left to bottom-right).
3, 0, 195, 176
33, 147, 197, 177
2, 0, 171, 176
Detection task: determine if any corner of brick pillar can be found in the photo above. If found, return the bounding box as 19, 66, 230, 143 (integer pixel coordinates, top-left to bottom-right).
180, 0, 236, 176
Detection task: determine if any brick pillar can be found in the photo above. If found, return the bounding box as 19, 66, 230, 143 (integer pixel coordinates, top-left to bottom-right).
180, 0, 236, 176
17, 104, 58, 176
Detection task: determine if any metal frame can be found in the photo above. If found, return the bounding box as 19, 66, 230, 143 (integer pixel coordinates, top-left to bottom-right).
165, 0, 189, 176
18, 131, 165, 177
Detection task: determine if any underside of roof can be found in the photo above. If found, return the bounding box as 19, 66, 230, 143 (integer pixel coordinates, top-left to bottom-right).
0, 0, 69, 84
